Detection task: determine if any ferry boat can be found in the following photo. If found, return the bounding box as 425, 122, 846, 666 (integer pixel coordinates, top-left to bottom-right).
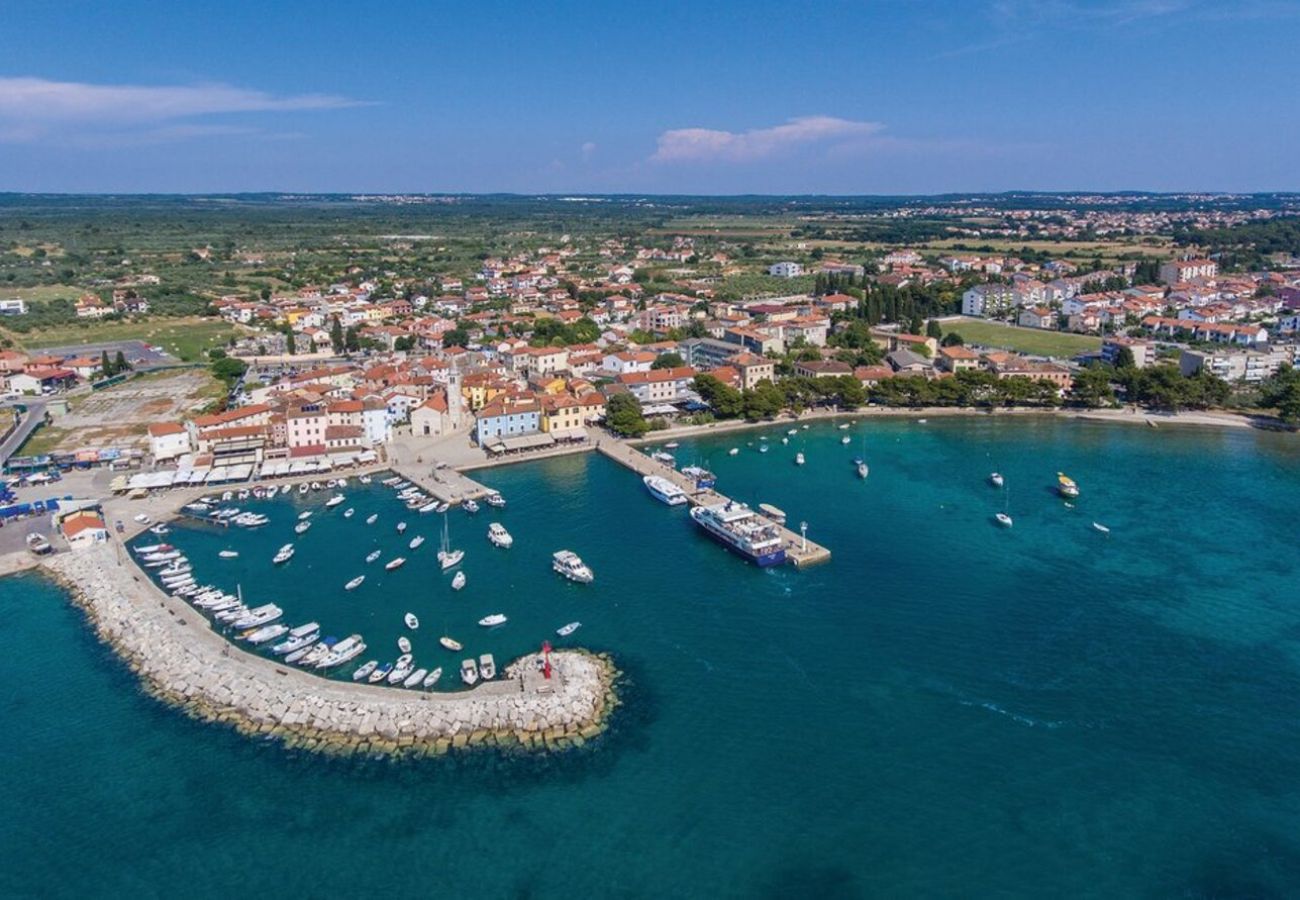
552, 550, 594, 583
478, 613, 508, 627
479, 654, 496, 680
461, 658, 479, 686
556, 622, 581, 637
688, 502, 787, 567
680, 465, 716, 490
1057, 473, 1080, 499
487, 523, 513, 548
643, 474, 687, 506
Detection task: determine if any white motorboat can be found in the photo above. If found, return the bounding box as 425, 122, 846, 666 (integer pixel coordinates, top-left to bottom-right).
643, 474, 687, 506
487, 523, 513, 548
343, 508, 354, 518
995, 513, 1014, 528
664, 441, 679, 450
272, 630, 319, 655
317, 635, 366, 669
287, 642, 327, 665
219, 550, 239, 559
403, 668, 428, 689
759, 445, 769, 453
451, 571, 466, 590
385, 557, 406, 571
841, 436, 851, 445
423, 668, 443, 688
365, 549, 381, 563
856, 461, 869, 479
298, 510, 312, 521
366, 513, 378, 524
325, 494, 345, 508
650, 450, 675, 465
460, 659, 479, 685
1057, 473, 1080, 498
1092, 522, 1110, 534
440, 636, 463, 652
463, 499, 479, 514
409, 535, 425, 550
232, 604, 283, 629
359, 475, 371, 484
273, 544, 294, 564
280, 484, 292, 495
404, 612, 419, 630
396, 521, 407, 534
244, 624, 288, 645
478, 654, 496, 680
484, 492, 505, 508
787, 429, 798, 436
368, 663, 393, 683
728, 447, 739, 456
990, 473, 1005, 488
398, 637, 412, 654
294, 520, 311, 535
552, 550, 594, 584
556, 622, 581, 637
387, 663, 413, 685
298, 484, 309, 496
794, 452, 805, 466
345, 575, 365, 591
418, 501, 439, 514
478, 613, 507, 627
133, 513, 152, 525
352, 660, 378, 681
149, 523, 170, 535
839, 423, 851, 430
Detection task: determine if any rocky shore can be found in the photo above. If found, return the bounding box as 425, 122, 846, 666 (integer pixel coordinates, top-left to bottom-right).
43, 544, 619, 757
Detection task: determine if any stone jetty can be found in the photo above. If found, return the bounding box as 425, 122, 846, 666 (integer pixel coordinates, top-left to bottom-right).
43, 544, 618, 757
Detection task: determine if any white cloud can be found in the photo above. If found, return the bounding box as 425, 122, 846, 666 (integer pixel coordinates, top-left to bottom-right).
0, 76, 363, 143
581, 141, 597, 161
650, 116, 884, 164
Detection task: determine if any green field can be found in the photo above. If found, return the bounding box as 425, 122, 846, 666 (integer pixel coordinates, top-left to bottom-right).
944, 318, 1102, 358
6, 317, 238, 362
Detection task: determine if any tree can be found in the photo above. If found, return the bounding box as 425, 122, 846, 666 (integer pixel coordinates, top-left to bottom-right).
442, 327, 469, 348
329, 316, 344, 354
344, 326, 360, 353
100, 349, 112, 377
941, 332, 965, 347
926, 319, 943, 340
605, 392, 649, 437
114, 350, 129, 373
651, 352, 685, 370
693, 374, 744, 419
211, 356, 248, 389
1070, 365, 1117, 408
743, 379, 785, 420
1261, 364, 1300, 424
1113, 346, 1137, 370
286, 330, 296, 355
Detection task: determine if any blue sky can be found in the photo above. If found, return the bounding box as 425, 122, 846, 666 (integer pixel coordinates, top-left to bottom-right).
1, 0, 1298, 194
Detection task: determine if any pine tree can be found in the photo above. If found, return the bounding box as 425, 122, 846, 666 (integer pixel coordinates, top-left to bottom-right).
100, 350, 112, 376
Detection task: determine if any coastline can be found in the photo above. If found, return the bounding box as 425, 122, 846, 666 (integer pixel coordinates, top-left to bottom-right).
40, 543, 619, 757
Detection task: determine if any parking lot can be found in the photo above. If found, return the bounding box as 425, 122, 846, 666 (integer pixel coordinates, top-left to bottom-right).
30, 339, 174, 367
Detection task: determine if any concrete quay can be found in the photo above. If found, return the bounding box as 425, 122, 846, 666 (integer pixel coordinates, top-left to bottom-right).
597, 439, 831, 568
43, 543, 618, 757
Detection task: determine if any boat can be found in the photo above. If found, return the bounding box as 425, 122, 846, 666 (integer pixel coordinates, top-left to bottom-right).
409, 535, 425, 550
149, 523, 170, 535
487, 523, 513, 548
404, 612, 419, 629
219, 550, 239, 559
365, 549, 381, 563
436, 515, 463, 569
343, 508, 354, 518
463, 499, 479, 514
451, 571, 466, 591
366, 513, 378, 524
989, 473, 1004, 488
325, 494, 345, 508
298, 484, 309, 496
479, 654, 496, 679
440, 636, 463, 652
395, 653, 414, 668
787, 429, 798, 436
273, 544, 295, 564
681, 466, 716, 489
552, 550, 594, 583
757, 503, 786, 525
794, 452, 805, 466
294, 520, 311, 535
368, 663, 393, 683
298, 511, 312, 521
352, 660, 378, 681
556, 622, 581, 637
280, 484, 292, 495
396, 521, 407, 534
460, 659, 479, 685
856, 461, 869, 479
398, 636, 411, 654
995, 513, 1014, 528
688, 502, 786, 567
650, 451, 675, 465
839, 423, 851, 430
385, 557, 406, 571
318, 635, 366, 669
271, 623, 320, 654
418, 501, 439, 514
484, 492, 505, 508
1092, 522, 1111, 534
728, 447, 739, 456
359, 475, 371, 484
643, 474, 688, 506
664, 441, 680, 450
344, 575, 365, 591
841, 436, 851, 445
423, 668, 442, 688
387, 663, 413, 685
231, 604, 283, 629
1057, 473, 1080, 499
287, 639, 332, 665
758, 445, 769, 453
244, 623, 289, 645
404, 668, 428, 689
478, 613, 507, 627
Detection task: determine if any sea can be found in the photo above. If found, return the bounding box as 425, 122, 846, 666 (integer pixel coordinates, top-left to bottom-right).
4, 416, 1300, 898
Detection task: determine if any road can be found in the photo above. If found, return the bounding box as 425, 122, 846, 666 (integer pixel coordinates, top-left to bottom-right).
0, 399, 48, 466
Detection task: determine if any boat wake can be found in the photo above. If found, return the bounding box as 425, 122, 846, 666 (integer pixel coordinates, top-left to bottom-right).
958, 698, 1066, 730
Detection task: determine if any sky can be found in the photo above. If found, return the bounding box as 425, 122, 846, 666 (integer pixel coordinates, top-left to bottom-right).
1, 0, 1299, 194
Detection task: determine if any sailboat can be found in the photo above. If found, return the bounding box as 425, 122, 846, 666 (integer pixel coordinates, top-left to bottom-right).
437, 514, 464, 570
994, 482, 1013, 528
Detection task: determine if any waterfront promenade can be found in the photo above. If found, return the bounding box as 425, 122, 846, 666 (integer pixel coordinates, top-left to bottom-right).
597, 439, 831, 568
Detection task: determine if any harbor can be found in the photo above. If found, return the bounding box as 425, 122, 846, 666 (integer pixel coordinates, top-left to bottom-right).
597, 437, 832, 568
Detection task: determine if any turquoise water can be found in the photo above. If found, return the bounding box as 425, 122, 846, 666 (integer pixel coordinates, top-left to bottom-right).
5, 417, 1300, 897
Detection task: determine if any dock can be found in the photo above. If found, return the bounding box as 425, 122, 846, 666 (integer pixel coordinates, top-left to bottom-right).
597, 440, 831, 568
392, 464, 495, 506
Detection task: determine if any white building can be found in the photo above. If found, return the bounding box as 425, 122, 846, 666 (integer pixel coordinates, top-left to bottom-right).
768, 262, 804, 278
961, 284, 1018, 318
147, 423, 192, 462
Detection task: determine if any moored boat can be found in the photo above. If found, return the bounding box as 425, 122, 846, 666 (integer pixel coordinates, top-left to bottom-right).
552, 550, 594, 583
478, 613, 507, 627
451, 571, 466, 590
688, 502, 786, 567
440, 636, 463, 652
352, 660, 378, 681
556, 621, 581, 637
1057, 473, 1079, 498
398, 637, 411, 654
365, 549, 381, 563
681, 465, 716, 489
643, 474, 687, 506
487, 522, 513, 548
478, 654, 496, 680
1092, 521, 1110, 534
368, 662, 393, 683
423, 667, 442, 688
403, 668, 428, 689
409, 535, 425, 550
484, 492, 505, 508
384, 556, 406, 571
344, 575, 365, 591
989, 472, 1004, 488
995, 512, 1014, 528
366, 513, 378, 525
460, 658, 479, 686
404, 612, 419, 629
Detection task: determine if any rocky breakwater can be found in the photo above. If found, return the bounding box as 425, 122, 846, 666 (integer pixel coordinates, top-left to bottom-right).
43, 544, 620, 757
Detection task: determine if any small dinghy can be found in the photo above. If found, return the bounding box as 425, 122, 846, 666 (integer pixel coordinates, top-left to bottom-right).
398, 636, 411, 654
366, 513, 378, 525
423, 668, 443, 688
556, 622, 581, 637
404, 668, 428, 689
368, 663, 393, 684
218, 550, 239, 559
404, 612, 419, 630
995, 513, 1014, 528
343, 508, 354, 518
451, 571, 466, 590
396, 521, 408, 534
989, 473, 1004, 488
345, 575, 365, 591
298, 511, 312, 521
385, 557, 406, 571
352, 660, 378, 682
728, 447, 739, 455
409, 535, 425, 550
365, 549, 381, 563
1092, 522, 1110, 534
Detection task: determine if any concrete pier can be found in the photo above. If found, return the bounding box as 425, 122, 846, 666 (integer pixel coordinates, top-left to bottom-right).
393, 464, 495, 506
44, 543, 618, 757
597, 439, 831, 568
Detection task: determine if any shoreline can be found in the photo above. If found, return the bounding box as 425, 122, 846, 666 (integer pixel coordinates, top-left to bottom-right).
40, 543, 619, 758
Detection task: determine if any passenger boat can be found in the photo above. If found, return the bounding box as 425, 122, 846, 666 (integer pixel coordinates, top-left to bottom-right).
484, 492, 505, 508
487, 523, 513, 548
409, 535, 425, 550
273, 544, 294, 564
352, 660, 378, 682
325, 494, 345, 508
368, 663, 393, 684
365, 549, 381, 563
318, 635, 366, 669
989, 473, 1004, 488
219, 550, 239, 559
460, 659, 479, 686
366, 513, 378, 524
552, 550, 594, 583
556, 621, 581, 637
440, 636, 463, 652
344, 575, 365, 591
1057, 473, 1080, 498
463, 499, 479, 514
681, 465, 716, 490
688, 502, 786, 567
294, 520, 311, 535
403, 668, 428, 689
384, 557, 406, 571
478, 613, 508, 627
404, 612, 419, 630
423, 668, 442, 688
244, 623, 288, 645
398, 637, 412, 654
794, 452, 805, 466
757, 503, 786, 525
451, 571, 466, 590
479, 654, 496, 680
643, 474, 687, 506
